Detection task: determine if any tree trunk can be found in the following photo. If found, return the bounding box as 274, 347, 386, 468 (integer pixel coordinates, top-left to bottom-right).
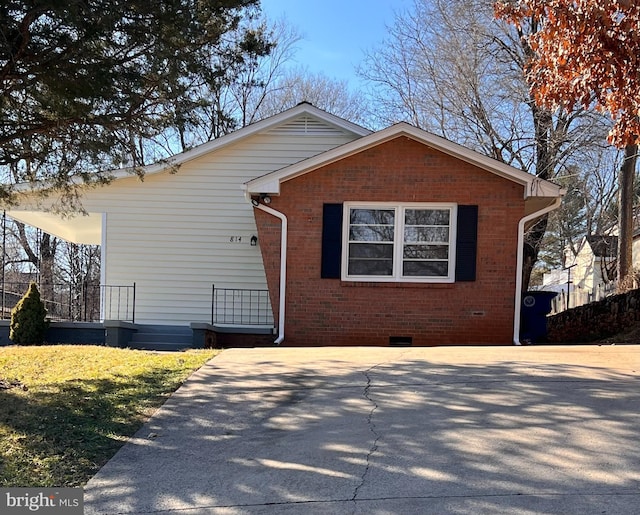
520, 102, 554, 290
617, 143, 638, 290
14, 223, 58, 307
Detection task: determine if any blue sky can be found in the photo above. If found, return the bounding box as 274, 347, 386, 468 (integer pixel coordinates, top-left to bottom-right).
259, 0, 412, 88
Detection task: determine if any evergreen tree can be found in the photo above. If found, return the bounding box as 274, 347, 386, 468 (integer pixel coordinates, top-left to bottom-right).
9, 282, 48, 345
0, 1, 269, 206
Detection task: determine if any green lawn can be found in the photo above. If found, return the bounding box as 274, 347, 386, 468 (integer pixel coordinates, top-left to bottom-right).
0, 345, 218, 487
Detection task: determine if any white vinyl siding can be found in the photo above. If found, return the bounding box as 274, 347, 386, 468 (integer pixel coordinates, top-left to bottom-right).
342, 202, 457, 283
98, 129, 357, 324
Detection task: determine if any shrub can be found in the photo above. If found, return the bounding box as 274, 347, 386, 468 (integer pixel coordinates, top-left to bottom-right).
10, 282, 49, 345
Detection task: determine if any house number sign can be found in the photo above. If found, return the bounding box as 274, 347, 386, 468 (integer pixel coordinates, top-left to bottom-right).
229, 236, 243, 243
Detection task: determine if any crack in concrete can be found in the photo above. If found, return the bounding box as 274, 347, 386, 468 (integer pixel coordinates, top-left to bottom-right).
351, 364, 382, 511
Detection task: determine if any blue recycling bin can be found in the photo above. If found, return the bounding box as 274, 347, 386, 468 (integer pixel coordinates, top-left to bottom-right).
520, 291, 558, 343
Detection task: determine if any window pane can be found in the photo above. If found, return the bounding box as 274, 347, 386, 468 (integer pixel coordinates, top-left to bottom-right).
404, 226, 449, 242
350, 209, 395, 225
403, 261, 449, 277
349, 259, 393, 276
350, 226, 395, 242
347, 207, 396, 277
349, 243, 394, 259
403, 244, 449, 260
405, 209, 450, 226
348, 243, 394, 276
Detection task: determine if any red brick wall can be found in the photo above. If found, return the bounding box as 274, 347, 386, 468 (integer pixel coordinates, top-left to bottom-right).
254, 136, 525, 346
209, 331, 276, 348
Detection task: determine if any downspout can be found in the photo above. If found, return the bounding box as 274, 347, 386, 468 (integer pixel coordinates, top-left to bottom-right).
513, 197, 563, 345
100, 213, 107, 322
251, 200, 287, 345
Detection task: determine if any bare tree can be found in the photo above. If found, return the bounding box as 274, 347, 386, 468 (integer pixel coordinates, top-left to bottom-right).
255, 68, 370, 126
360, 0, 611, 289
229, 19, 303, 128
9, 222, 58, 288
55, 241, 101, 320
169, 15, 372, 149
536, 149, 620, 274
167, 17, 302, 150
1, 217, 101, 320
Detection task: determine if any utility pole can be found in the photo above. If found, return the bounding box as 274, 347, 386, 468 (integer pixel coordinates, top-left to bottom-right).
564, 263, 577, 310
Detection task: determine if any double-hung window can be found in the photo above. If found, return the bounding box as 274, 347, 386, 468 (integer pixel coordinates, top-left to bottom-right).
343, 203, 457, 282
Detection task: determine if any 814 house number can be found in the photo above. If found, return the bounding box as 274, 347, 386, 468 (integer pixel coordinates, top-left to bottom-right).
229, 236, 243, 243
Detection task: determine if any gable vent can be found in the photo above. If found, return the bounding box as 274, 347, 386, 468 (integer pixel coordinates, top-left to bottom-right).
269, 116, 346, 136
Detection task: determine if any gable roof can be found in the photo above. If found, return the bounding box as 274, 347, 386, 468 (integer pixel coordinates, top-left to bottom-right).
244, 122, 564, 200
110, 102, 372, 181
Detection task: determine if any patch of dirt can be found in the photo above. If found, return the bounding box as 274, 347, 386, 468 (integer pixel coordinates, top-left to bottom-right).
0, 378, 27, 391
594, 323, 640, 345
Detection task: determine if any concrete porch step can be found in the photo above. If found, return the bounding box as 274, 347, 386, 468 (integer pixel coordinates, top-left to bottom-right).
128, 325, 194, 351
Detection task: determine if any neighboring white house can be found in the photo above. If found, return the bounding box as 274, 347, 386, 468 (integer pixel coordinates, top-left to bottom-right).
6, 103, 371, 329
543, 235, 617, 312
569, 235, 617, 291
543, 219, 640, 313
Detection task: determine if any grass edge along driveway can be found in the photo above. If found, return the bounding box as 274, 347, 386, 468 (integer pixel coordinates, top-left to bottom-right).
0, 345, 218, 487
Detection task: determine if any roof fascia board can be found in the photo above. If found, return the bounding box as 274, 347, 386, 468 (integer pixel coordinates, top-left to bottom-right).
245, 122, 563, 199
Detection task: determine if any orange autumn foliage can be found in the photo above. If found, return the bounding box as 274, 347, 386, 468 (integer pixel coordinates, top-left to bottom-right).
495, 0, 640, 147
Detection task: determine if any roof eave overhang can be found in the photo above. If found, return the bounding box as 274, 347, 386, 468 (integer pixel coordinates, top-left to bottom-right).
5, 210, 102, 245
523, 195, 565, 218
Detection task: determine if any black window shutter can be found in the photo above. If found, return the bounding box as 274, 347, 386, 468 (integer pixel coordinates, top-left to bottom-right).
321, 203, 344, 278
455, 205, 478, 281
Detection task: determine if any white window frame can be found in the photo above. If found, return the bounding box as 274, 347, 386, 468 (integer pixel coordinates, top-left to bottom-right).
341, 202, 457, 283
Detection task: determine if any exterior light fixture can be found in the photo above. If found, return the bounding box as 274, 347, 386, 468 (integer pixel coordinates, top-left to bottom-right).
251, 235, 258, 246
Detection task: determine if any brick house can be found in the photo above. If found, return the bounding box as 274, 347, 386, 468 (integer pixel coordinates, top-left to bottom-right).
245, 123, 563, 346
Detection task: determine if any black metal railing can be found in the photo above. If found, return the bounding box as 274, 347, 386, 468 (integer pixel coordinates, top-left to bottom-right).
212, 285, 273, 326
101, 283, 136, 323
0, 281, 135, 323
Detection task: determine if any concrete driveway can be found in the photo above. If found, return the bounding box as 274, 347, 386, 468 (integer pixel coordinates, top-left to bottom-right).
84, 345, 640, 514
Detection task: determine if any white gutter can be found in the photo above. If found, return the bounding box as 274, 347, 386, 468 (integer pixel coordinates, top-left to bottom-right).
513, 197, 563, 345
252, 201, 287, 345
